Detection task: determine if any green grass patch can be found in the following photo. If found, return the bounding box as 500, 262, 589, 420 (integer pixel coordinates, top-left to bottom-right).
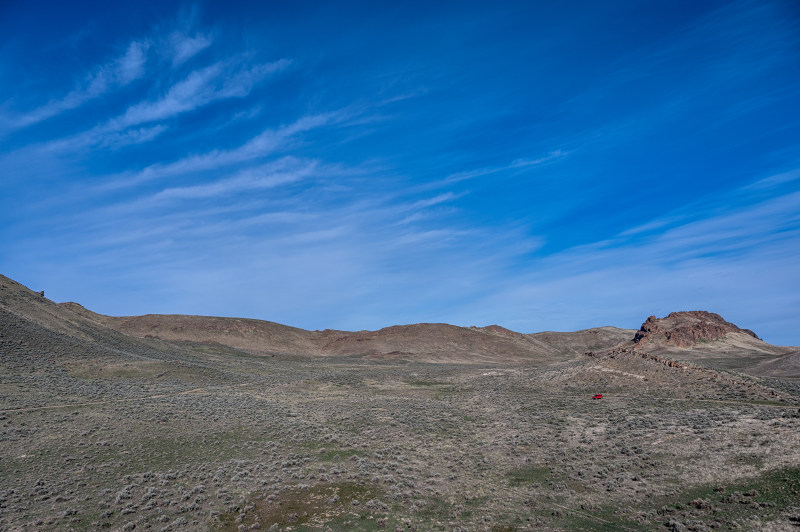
744, 399, 791, 406
561, 466, 800, 531
212, 481, 405, 531
296, 441, 367, 462
405, 379, 450, 387
316, 448, 365, 462
728, 452, 765, 469
66, 359, 209, 382
33, 427, 265, 481
507, 465, 550, 485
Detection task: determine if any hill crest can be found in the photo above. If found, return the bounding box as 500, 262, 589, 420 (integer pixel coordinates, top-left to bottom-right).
633, 310, 760, 349
1, 273, 795, 374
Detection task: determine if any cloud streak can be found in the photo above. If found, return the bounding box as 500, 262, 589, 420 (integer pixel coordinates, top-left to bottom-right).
152, 157, 319, 200
113, 59, 290, 129
10, 41, 148, 129
468, 177, 800, 342
169, 32, 212, 65
29, 58, 291, 155
103, 110, 345, 188
439, 150, 567, 186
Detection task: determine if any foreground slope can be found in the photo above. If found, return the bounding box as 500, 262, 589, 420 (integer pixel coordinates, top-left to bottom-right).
2, 274, 800, 531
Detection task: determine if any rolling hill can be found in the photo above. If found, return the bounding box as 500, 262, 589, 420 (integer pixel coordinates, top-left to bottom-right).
2, 272, 800, 531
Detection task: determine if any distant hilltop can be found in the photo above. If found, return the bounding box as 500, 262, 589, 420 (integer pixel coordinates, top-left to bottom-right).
633, 310, 759, 348
2, 273, 797, 376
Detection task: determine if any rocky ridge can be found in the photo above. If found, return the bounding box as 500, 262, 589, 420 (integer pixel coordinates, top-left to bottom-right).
633, 310, 759, 348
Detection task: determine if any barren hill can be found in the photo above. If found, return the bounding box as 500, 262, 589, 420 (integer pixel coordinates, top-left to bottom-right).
530, 326, 635, 356
4, 273, 633, 366
2, 273, 797, 375
581, 311, 799, 377
1, 275, 115, 343
634, 310, 761, 348
0, 275, 253, 385
71, 308, 324, 357
55, 305, 633, 364
316, 323, 593, 364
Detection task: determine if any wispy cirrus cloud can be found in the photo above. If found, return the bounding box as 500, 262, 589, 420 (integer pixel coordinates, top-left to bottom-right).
104, 110, 346, 188
169, 32, 212, 65
9, 40, 148, 130
113, 58, 290, 129
152, 157, 319, 200
439, 150, 567, 186
468, 172, 800, 341
118, 62, 226, 125
409, 192, 461, 209
97, 124, 168, 149
618, 166, 800, 239
27, 58, 290, 154
742, 168, 800, 191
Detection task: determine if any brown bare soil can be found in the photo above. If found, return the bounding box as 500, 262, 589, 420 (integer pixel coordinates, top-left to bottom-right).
60, 302, 635, 365
2, 274, 800, 531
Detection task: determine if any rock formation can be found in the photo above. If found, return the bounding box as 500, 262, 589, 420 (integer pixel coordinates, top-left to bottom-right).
633, 311, 759, 348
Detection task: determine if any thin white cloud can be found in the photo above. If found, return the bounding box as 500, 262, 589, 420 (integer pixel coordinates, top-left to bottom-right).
441, 150, 566, 185
409, 192, 461, 209
12, 41, 148, 129
103, 110, 345, 189
219, 60, 292, 97
114, 59, 290, 129
394, 228, 474, 246
471, 184, 800, 341
619, 166, 800, 238
618, 215, 685, 237
644, 191, 800, 261
152, 157, 319, 200
170, 32, 212, 65
115, 41, 149, 84
97, 124, 168, 149
27, 58, 290, 153
743, 168, 800, 191
115, 62, 225, 126
558, 191, 800, 273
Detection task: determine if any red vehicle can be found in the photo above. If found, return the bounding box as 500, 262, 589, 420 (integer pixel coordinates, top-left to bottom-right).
592, 394, 603, 400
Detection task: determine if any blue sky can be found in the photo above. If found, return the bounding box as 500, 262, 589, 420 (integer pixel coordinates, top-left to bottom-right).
1, 1, 799, 344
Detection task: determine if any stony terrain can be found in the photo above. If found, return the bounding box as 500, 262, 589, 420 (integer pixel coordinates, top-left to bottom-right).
2, 274, 799, 531
634, 311, 760, 347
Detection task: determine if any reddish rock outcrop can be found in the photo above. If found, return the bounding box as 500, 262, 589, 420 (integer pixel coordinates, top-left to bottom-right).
633, 311, 758, 348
